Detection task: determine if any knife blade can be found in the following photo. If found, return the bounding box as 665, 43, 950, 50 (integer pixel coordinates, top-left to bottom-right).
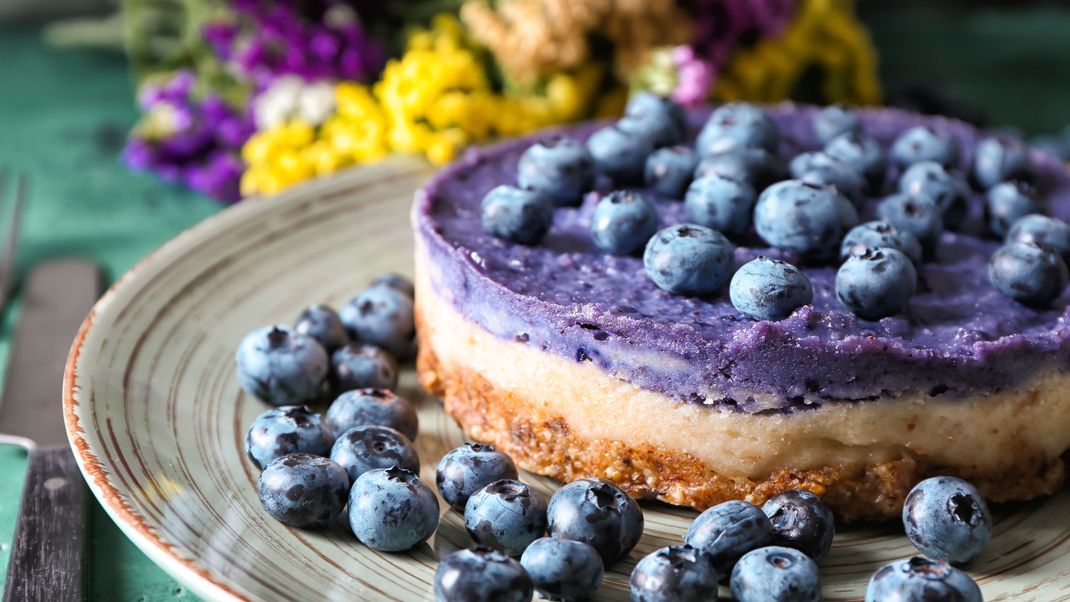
1, 259, 100, 602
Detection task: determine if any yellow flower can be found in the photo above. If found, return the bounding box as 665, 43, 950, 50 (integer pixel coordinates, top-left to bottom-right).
335, 83, 379, 119
241, 131, 277, 166
242, 168, 284, 197
406, 30, 434, 52
239, 169, 263, 198
303, 141, 345, 177
713, 0, 881, 105
426, 129, 469, 165
273, 148, 312, 183
278, 121, 315, 148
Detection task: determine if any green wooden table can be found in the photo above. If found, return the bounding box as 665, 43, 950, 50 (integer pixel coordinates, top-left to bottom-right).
1, 5, 1070, 600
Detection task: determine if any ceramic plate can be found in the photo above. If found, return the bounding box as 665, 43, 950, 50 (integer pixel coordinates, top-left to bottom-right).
64, 158, 1070, 601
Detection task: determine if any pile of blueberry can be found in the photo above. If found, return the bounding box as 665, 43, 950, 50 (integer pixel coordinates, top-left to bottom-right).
236, 274, 437, 549
435, 469, 995, 601
483, 94, 1070, 320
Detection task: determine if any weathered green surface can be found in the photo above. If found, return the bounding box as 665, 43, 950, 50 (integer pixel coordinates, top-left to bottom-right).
1, 6, 1070, 600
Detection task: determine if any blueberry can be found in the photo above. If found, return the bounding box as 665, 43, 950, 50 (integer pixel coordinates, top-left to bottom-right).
989, 242, 1069, 306
898, 161, 969, 230
787, 151, 837, 177
331, 343, 398, 392
625, 91, 687, 137
684, 174, 757, 239
731, 546, 821, 602
325, 388, 418, 441
1031, 134, 1070, 161
985, 181, 1042, 238
618, 112, 684, 150
479, 184, 554, 245
434, 548, 534, 602
837, 192, 861, 231
812, 105, 862, 145
825, 131, 886, 190
876, 193, 944, 254
684, 500, 774, 577
236, 326, 329, 406
761, 490, 835, 561
799, 162, 867, 210
436, 443, 519, 510
754, 180, 855, 259
644, 146, 697, 198
1006, 213, 1070, 263
546, 478, 643, 564
694, 146, 787, 191
841, 221, 923, 264
836, 247, 917, 319
972, 135, 1034, 189
329, 425, 419, 483
339, 285, 415, 359
294, 304, 348, 353
465, 479, 548, 556
629, 545, 718, 602
520, 537, 604, 601
517, 136, 596, 206
865, 557, 982, 602
695, 103, 779, 155
586, 125, 655, 183
348, 466, 439, 552
891, 125, 960, 169
258, 453, 348, 528
729, 257, 813, 321
903, 476, 992, 564
590, 191, 659, 255
370, 272, 415, 299
245, 406, 333, 470
643, 224, 735, 296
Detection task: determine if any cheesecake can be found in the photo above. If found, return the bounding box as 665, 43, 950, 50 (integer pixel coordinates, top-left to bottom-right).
412, 104, 1070, 520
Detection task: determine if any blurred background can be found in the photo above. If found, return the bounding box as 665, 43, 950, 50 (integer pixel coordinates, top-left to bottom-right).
1, 0, 1069, 599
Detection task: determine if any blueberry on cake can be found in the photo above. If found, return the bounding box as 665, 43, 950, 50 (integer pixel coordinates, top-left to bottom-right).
413, 97, 1070, 520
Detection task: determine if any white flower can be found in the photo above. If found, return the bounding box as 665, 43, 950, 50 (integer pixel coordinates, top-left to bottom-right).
297, 81, 337, 126
253, 75, 304, 130
324, 3, 357, 29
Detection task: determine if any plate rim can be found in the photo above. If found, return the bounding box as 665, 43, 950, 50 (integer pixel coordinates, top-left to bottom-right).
63, 193, 270, 602
60, 159, 427, 602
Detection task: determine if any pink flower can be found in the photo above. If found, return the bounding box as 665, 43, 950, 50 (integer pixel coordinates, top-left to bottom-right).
671, 46, 715, 107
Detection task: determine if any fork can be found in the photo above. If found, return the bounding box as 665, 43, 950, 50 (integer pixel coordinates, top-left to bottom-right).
0, 172, 98, 601
0, 169, 26, 314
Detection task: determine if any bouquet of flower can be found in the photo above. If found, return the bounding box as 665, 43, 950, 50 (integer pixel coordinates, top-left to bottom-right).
122, 0, 880, 202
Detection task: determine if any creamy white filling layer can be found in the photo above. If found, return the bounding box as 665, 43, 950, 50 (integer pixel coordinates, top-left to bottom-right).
417, 245, 1070, 478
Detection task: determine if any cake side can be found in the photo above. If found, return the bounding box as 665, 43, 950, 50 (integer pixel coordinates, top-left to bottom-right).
415, 244, 1070, 520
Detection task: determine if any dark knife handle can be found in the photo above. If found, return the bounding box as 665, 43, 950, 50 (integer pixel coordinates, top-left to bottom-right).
3, 445, 87, 602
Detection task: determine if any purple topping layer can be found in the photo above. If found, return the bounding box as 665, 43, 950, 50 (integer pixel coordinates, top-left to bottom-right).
415, 105, 1070, 412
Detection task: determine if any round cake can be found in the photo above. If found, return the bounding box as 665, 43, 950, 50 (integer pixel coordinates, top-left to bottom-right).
412, 103, 1070, 521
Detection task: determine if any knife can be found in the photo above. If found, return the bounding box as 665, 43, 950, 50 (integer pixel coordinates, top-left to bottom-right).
0, 260, 100, 601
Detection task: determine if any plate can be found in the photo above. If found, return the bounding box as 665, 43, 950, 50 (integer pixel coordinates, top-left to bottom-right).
64, 158, 1070, 601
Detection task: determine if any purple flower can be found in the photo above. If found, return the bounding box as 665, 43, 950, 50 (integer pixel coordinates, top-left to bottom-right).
690, 0, 796, 68
186, 152, 243, 202
125, 71, 252, 202
122, 139, 155, 171
200, 0, 383, 88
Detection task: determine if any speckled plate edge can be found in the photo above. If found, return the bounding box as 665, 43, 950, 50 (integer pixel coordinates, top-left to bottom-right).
62, 158, 435, 602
